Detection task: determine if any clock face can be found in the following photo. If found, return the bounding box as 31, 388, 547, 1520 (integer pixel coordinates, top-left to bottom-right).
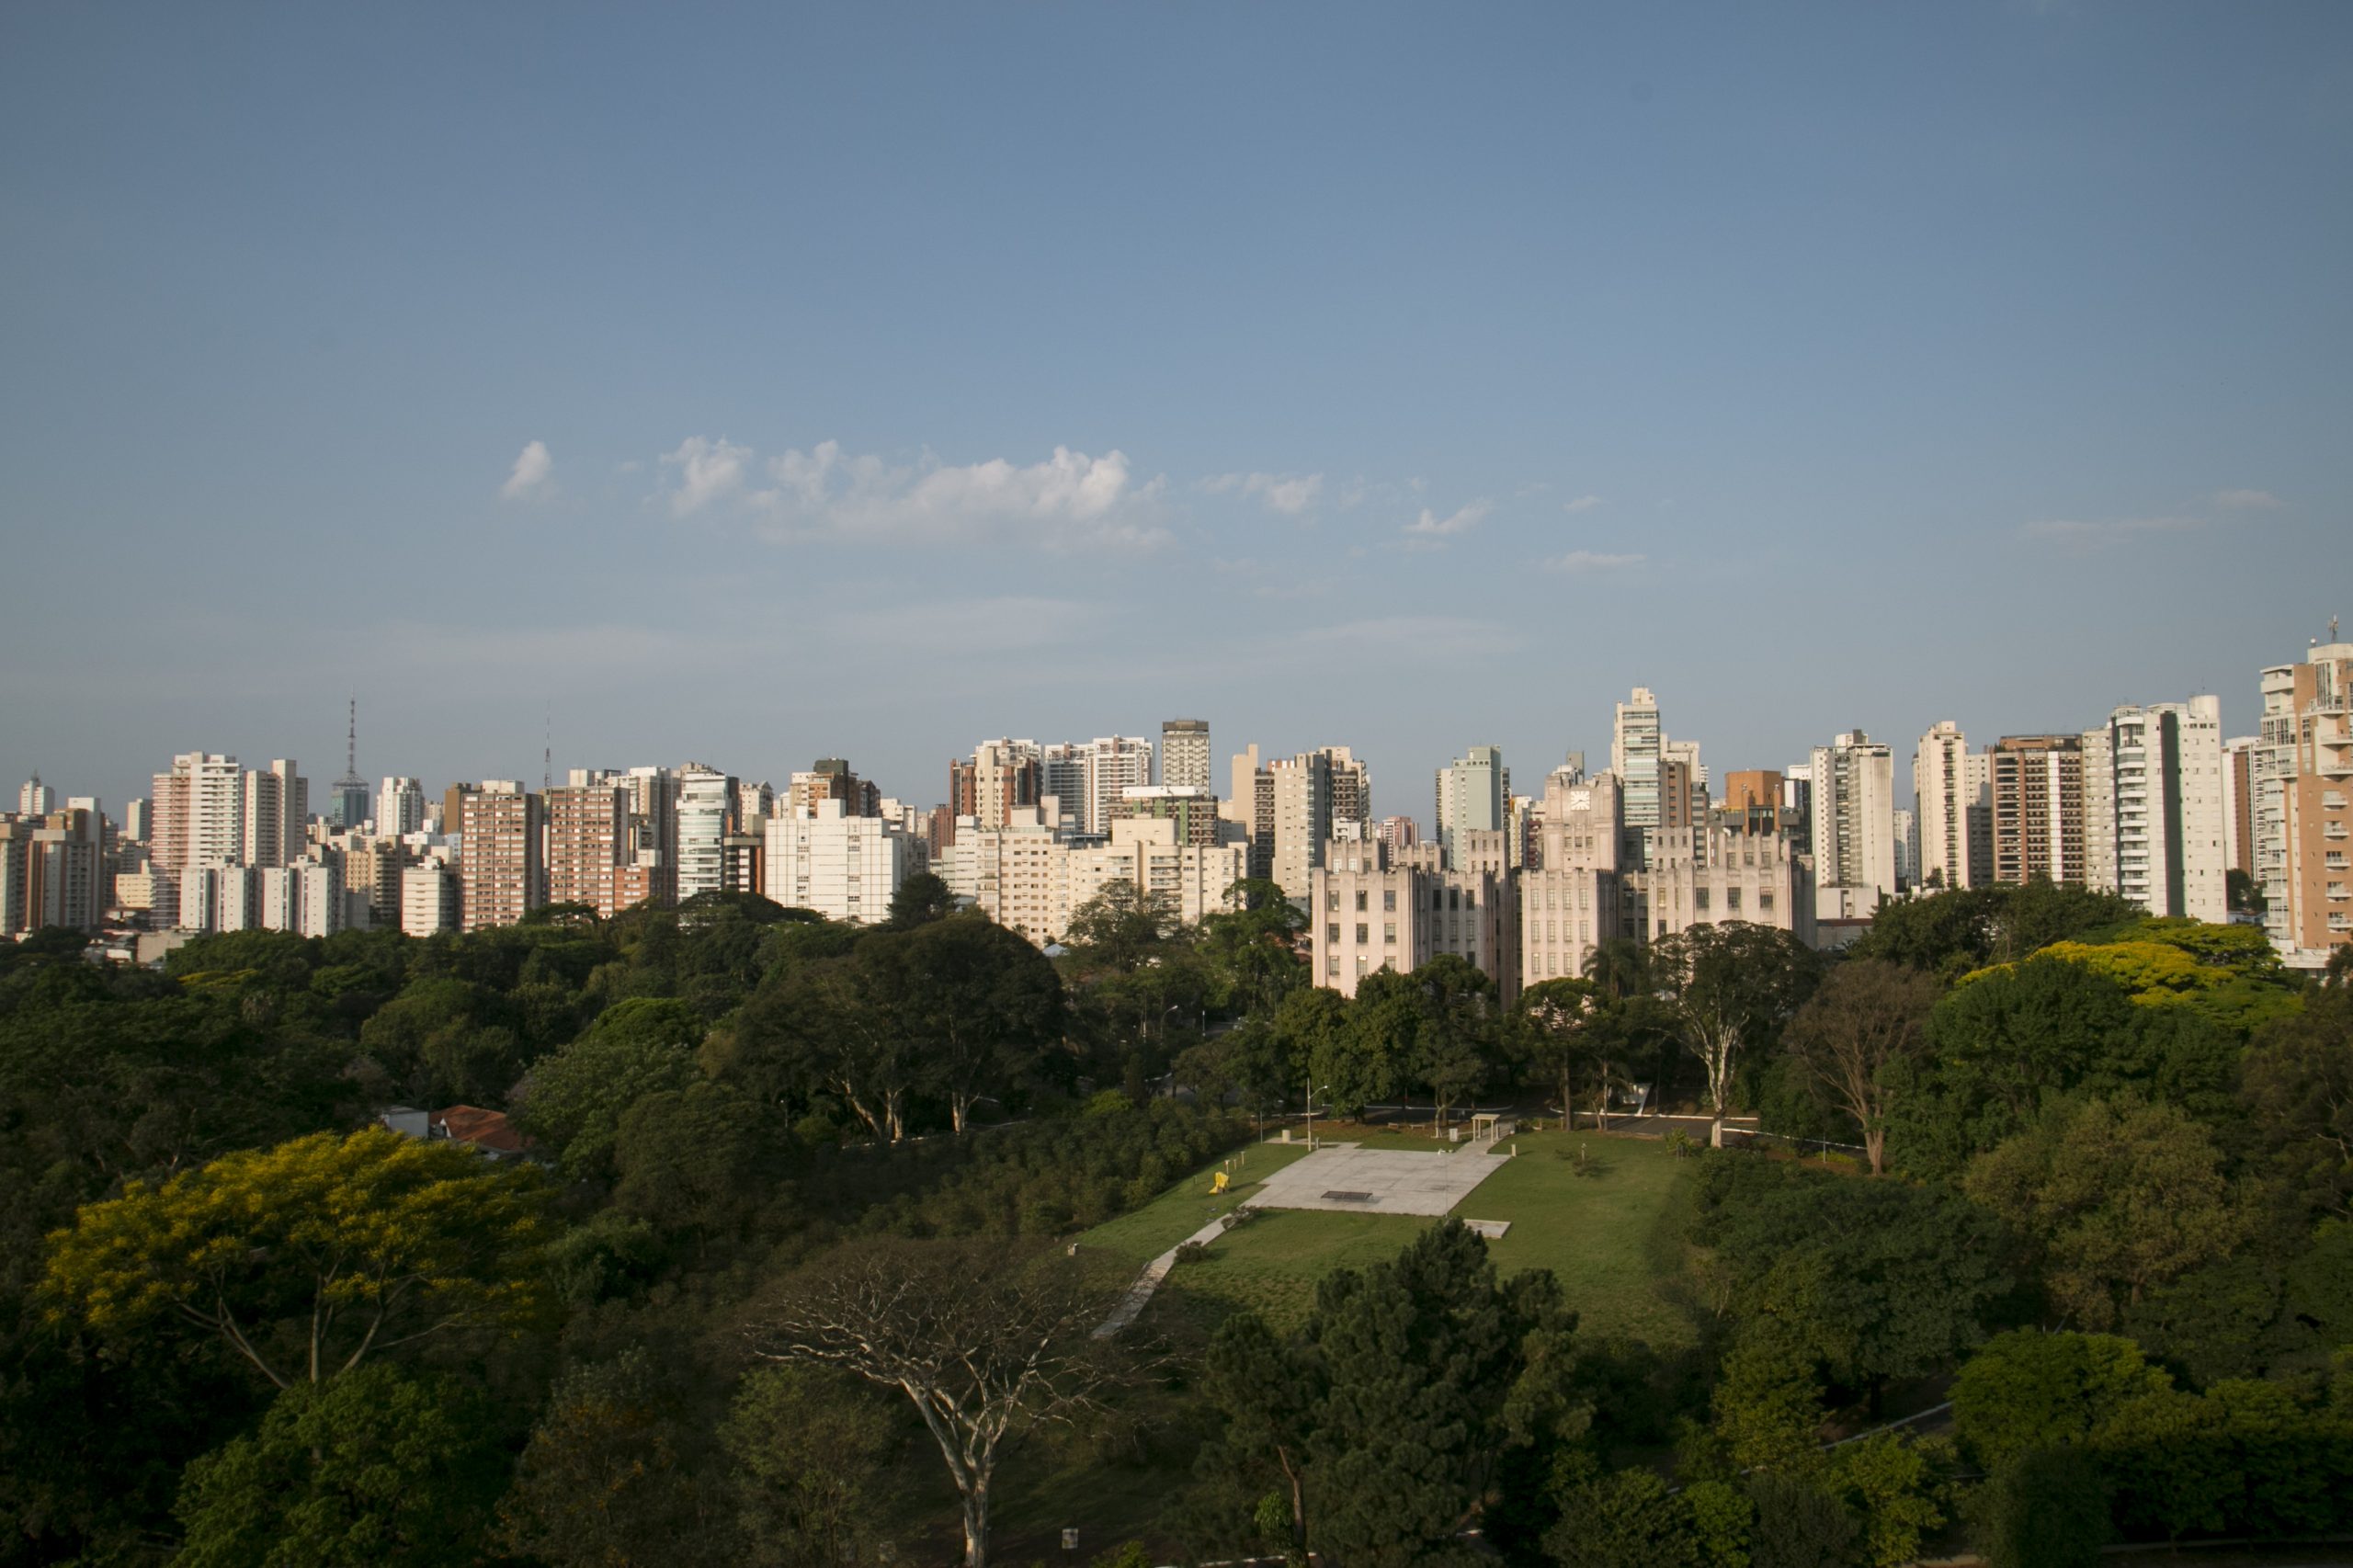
1568, 790, 1591, 811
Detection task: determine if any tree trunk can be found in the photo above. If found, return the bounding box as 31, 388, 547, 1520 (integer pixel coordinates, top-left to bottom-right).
1865, 1126, 1885, 1177
1710, 1113, 1724, 1149
962, 1483, 989, 1568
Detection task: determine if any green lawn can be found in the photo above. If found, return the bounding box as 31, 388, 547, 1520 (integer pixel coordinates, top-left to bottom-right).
1076, 1138, 1316, 1269
1108, 1129, 1696, 1345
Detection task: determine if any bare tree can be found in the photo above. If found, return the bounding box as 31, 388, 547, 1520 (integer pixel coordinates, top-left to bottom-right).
746, 1238, 1131, 1568
1782, 959, 1938, 1176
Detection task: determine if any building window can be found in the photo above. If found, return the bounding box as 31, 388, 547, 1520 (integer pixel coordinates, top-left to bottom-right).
1694, 888, 1710, 912
1326, 924, 1339, 944
1383, 889, 1396, 912
1383, 921, 1396, 944
1356, 923, 1370, 944
1758, 892, 1774, 912
1726, 887, 1742, 912
1355, 890, 1368, 912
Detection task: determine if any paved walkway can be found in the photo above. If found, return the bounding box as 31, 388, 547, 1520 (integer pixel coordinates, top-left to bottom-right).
1094, 1212, 1231, 1338
1093, 1143, 1516, 1337
1247, 1142, 1509, 1216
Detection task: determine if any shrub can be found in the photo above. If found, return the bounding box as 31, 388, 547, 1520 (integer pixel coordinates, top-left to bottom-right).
1968, 1447, 2107, 1568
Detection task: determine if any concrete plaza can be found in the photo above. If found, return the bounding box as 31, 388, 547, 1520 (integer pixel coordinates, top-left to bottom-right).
1245, 1142, 1507, 1217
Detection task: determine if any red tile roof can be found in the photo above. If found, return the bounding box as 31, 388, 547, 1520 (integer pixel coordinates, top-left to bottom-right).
430, 1104, 533, 1156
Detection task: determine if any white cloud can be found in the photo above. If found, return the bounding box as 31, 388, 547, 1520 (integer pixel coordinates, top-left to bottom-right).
499, 440, 553, 502
1205, 471, 1324, 516
1544, 550, 1645, 573
662, 436, 752, 517
1562, 494, 1606, 514
1404, 500, 1492, 538
2211, 488, 2283, 511
2021, 516, 2203, 548
661, 437, 1168, 550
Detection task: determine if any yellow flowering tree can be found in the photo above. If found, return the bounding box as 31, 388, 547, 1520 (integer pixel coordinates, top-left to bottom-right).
42, 1126, 551, 1389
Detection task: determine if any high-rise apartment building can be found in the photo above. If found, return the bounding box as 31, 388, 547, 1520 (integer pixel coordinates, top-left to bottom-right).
2081, 696, 2226, 923
2222, 736, 2258, 881
1434, 745, 1508, 862
0, 805, 104, 934
402, 861, 460, 937
1268, 746, 1369, 905
242, 759, 306, 868
1161, 719, 1211, 792
763, 798, 915, 925
788, 759, 880, 820
1914, 722, 1989, 892
1223, 744, 1276, 881
1064, 818, 1249, 933
17, 778, 53, 816
951, 740, 1043, 830
460, 782, 541, 931
1108, 786, 1223, 847
674, 764, 734, 901
545, 783, 628, 914
1987, 734, 2086, 886
2275, 641, 2353, 956
376, 777, 426, 839
151, 753, 244, 873
1081, 737, 1154, 836
1612, 688, 1663, 832
1030, 738, 1154, 835
1809, 731, 1896, 919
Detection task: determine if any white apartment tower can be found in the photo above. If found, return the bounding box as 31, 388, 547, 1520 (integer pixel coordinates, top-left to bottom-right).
1612, 688, 1664, 831
763, 799, 915, 925
1810, 731, 1897, 919
376, 777, 426, 839
1915, 721, 1988, 891
1076, 736, 1155, 835
159, 753, 246, 871
2081, 696, 2227, 923
674, 764, 734, 900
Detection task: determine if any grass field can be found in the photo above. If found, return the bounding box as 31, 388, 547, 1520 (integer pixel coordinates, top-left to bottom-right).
1076, 1139, 1316, 1269
1096, 1129, 1697, 1345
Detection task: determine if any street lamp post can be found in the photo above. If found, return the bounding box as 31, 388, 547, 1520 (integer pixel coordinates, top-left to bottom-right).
1160, 1005, 1185, 1099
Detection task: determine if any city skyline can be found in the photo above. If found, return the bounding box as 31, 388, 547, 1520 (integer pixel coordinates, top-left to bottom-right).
5, 5, 2348, 813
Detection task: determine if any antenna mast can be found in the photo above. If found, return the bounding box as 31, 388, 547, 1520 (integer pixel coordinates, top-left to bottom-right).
347, 698, 358, 779
543, 701, 552, 794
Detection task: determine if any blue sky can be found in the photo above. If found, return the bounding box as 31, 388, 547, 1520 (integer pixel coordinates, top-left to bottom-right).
4, 3, 2347, 819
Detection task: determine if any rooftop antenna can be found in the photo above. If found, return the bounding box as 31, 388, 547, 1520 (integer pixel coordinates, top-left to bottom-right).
543, 701, 552, 794
347, 698, 358, 779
